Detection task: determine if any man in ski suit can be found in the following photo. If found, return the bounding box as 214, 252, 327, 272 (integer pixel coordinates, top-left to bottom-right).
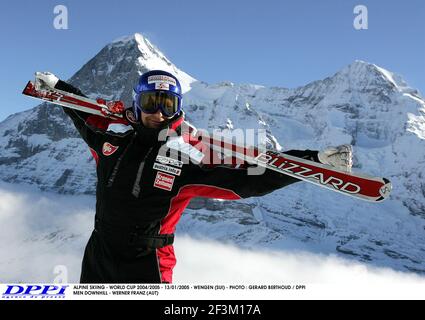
35, 70, 352, 283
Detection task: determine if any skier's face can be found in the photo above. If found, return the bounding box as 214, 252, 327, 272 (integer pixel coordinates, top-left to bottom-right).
140, 93, 174, 128
141, 109, 169, 129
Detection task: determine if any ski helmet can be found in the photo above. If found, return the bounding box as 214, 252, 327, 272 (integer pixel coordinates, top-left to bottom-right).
133, 70, 182, 120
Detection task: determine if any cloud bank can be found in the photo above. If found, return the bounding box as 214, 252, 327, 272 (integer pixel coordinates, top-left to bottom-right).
0, 182, 424, 298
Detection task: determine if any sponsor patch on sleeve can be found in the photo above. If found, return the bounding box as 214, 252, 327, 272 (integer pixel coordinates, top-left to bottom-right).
153, 172, 175, 191
125, 109, 139, 124
102, 142, 119, 156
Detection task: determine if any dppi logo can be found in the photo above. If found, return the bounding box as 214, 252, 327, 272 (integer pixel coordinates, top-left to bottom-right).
2, 285, 68, 299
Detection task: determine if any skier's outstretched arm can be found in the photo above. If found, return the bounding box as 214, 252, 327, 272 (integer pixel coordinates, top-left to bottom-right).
187, 149, 320, 199
186, 142, 353, 200
35, 72, 113, 149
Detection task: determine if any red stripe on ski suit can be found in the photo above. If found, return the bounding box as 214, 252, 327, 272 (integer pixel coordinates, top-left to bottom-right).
89, 148, 99, 166
157, 185, 241, 283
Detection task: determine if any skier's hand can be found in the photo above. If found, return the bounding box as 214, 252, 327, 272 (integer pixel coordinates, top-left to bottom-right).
97, 99, 125, 117
318, 144, 353, 172
35, 72, 59, 90
106, 101, 125, 114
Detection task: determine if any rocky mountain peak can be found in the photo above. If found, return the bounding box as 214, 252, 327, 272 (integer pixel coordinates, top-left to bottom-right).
334, 60, 420, 96
68, 32, 195, 107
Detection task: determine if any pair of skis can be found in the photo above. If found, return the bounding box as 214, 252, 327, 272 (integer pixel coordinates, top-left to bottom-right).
22, 79, 392, 202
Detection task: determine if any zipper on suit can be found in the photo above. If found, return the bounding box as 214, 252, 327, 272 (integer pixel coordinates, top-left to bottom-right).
106, 135, 136, 188
132, 146, 154, 197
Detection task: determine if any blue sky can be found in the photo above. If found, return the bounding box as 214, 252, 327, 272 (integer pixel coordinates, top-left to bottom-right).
0, 0, 424, 121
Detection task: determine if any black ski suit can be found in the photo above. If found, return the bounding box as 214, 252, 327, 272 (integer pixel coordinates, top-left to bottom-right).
56, 80, 320, 283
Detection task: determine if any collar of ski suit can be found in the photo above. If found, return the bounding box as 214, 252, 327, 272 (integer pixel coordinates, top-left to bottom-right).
166, 111, 185, 135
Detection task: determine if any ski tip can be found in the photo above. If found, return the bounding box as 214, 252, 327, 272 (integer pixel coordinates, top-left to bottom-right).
22, 81, 35, 96
377, 178, 392, 201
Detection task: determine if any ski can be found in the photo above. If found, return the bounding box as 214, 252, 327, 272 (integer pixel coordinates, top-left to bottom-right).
22, 81, 128, 123
22, 80, 392, 202
200, 136, 392, 202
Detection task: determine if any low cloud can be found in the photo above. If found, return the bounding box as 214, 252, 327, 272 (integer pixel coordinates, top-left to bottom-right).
1, 182, 424, 295
174, 235, 425, 285
0, 182, 93, 283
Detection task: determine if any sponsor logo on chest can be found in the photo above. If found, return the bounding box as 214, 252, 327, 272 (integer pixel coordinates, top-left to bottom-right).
155, 155, 184, 168
153, 162, 182, 176
154, 172, 175, 191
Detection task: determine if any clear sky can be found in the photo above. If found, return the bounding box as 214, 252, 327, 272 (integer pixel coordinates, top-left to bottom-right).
0, 0, 424, 121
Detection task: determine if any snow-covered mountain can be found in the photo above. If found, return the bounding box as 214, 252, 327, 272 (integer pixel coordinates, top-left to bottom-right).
1, 33, 424, 277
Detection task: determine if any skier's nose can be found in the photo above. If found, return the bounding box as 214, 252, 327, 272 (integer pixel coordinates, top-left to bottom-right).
151, 109, 164, 120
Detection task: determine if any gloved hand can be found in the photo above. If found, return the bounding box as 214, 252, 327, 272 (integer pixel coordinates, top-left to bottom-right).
35, 72, 59, 90
318, 144, 353, 172
97, 99, 125, 117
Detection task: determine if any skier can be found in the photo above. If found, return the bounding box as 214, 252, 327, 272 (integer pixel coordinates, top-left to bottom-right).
35, 70, 352, 283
